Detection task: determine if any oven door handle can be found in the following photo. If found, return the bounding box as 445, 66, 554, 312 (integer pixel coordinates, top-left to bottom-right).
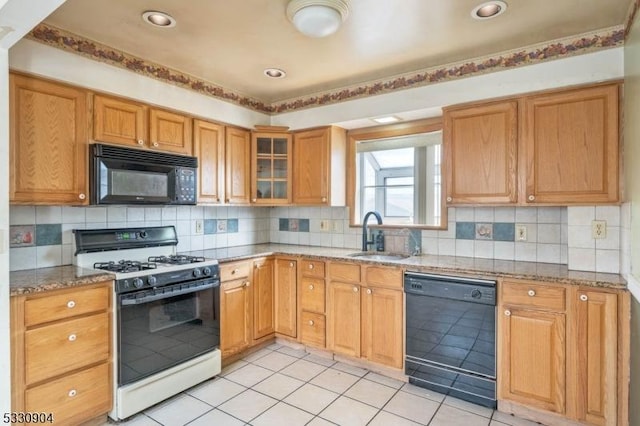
121, 281, 218, 305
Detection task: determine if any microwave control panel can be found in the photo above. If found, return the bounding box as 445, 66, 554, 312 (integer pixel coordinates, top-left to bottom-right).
176, 168, 196, 203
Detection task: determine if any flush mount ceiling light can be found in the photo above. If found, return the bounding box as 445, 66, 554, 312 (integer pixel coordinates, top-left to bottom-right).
372, 116, 401, 124
264, 68, 287, 78
471, 1, 507, 20
142, 11, 176, 28
286, 0, 350, 38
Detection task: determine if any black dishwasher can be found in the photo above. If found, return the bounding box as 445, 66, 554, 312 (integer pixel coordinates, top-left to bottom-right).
404, 272, 497, 408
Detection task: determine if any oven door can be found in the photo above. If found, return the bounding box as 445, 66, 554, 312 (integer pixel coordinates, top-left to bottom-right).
117, 278, 220, 386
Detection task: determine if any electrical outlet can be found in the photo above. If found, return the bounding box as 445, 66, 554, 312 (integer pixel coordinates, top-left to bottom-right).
331, 220, 343, 233
319, 219, 330, 232
515, 224, 527, 241
195, 219, 204, 235
592, 220, 606, 239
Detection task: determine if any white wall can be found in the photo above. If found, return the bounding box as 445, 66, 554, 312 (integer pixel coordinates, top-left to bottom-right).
0, 47, 10, 415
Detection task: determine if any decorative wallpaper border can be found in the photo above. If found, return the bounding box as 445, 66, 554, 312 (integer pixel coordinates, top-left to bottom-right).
27, 23, 624, 115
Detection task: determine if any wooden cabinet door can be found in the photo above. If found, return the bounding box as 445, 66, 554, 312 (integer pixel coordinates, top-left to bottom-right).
253, 258, 275, 340
93, 94, 146, 148
361, 286, 403, 368
225, 127, 251, 204
193, 119, 224, 204
499, 307, 566, 414
10, 74, 89, 204
149, 108, 192, 155
293, 128, 329, 204
522, 84, 619, 204
275, 258, 297, 338
572, 290, 618, 426
327, 281, 361, 357
220, 278, 251, 358
444, 100, 518, 204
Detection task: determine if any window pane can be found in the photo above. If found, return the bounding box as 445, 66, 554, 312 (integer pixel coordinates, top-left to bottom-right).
386, 176, 414, 186
385, 186, 413, 217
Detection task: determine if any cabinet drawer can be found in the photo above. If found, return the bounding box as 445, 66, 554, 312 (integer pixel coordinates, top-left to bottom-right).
300, 278, 325, 313
220, 261, 251, 281
25, 285, 109, 327
364, 266, 403, 289
301, 260, 325, 278
300, 311, 325, 348
25, 362, 111, 425
501, 280, 566, 312
25, 312, 110, 384
329, 262, 361, 283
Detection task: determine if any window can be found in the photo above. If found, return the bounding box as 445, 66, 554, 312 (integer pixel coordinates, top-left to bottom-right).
348, 119, 445, 228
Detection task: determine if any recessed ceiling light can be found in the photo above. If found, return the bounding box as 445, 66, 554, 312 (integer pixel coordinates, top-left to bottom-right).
372, 116, 401, 124
264, 68, 287, 79
471, 1, 507, 20
142, 11, 176, 28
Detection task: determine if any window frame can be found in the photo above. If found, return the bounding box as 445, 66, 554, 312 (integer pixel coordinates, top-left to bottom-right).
347, 117, 447, 229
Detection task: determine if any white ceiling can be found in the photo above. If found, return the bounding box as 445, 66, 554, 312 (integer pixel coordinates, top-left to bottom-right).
42, 0, 630, 103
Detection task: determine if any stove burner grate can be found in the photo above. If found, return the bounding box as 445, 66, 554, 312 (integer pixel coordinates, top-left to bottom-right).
93, 260, 158, 273
148, 255, 206, 265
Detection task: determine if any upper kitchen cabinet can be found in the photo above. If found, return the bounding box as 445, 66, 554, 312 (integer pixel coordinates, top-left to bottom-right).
93, 94, 193, 155
251, 127, 292, 205
193, 119, 225, 204
444, 100, 518, 204
522, 84, 619, 204
292, 126, 346, 206
10, 73, 90, 205
225, 126, 251, 204
443, 82, 620, 206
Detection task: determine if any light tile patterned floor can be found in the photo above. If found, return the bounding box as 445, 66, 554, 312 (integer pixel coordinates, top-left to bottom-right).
107, 343, 541, 426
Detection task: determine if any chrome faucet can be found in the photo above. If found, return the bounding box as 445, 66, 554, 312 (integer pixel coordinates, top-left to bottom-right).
361, 211, 383, 251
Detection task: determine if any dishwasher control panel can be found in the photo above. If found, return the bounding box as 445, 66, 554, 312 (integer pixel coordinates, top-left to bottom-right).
404, 272, 496, 305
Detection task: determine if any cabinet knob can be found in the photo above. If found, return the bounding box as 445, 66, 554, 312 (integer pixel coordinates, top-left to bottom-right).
527, 290, 536, 297
309, 284, 314, 290
308, 320, 314, 326
152, 142, 159, 147
580, 294, 588, 302
504, 310, 511, 316
78, 193, 86, 200
68, 334, 77, 342
244, 281, 251, 287
308, 264, 314, 269
321, 197, 327, 202
528, 195, 535, 201
225, 199, 230, 203
68, 389, 77, 398
353, 286, 359, 293
216, 198, 221, 203
366, 288, 372, 295
289, 262, 294, 267
252, 198, 257, 202
67, 300, 76, 309
137, 139, 144, 145
232, 268, 239, 275
446, 196, 452, 202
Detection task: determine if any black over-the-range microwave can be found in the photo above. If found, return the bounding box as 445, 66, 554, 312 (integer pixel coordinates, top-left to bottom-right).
90, 143, 198, 205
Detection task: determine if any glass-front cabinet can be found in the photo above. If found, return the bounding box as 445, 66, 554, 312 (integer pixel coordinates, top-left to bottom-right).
251, 130, 292, 204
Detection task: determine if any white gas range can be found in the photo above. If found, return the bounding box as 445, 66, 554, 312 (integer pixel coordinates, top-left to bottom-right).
73, 226, 221, 421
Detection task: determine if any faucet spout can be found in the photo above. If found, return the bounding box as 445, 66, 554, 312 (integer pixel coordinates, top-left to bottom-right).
362, 211, 383, 251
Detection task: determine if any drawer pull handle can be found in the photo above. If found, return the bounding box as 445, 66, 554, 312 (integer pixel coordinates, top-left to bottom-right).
289, 262, 294, 267
580, 294, 588, 302
353, 286, 359, 293
505, 310, 511, 316
68, 389, 77, 397
67, 300, 76, 309
308, 320, 314, 326
366, 288, 372, 295
308, 264, 314, 270
309, 284, 314, 290
68, 334, 77, 342
527, 290, 536, 297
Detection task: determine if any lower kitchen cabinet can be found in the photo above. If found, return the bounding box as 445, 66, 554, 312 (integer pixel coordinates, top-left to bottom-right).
10, 282, 112, 425
275, 258, 297, 338
220, 261, 252, 358
298, 259, 327, 348
498, 279, 627, 426
361, 285, 404, 369
327, 280, 362, 358
252, 258, 275, 341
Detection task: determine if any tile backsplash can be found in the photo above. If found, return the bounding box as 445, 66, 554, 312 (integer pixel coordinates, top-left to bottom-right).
9, 204, 622, 273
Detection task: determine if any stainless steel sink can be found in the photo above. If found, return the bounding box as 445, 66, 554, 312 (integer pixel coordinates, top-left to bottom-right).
347, 252, 410, 261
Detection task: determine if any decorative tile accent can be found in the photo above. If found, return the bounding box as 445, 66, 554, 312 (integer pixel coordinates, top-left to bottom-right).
204, 219, 217, 235
289, 219, 299, 232
475, 223, 493, 240
36, 224, 62, 246
217, 219, 228, 233
299, 219, 310, 232
227, 219, 239, 233
494, 223, 515, 242
279, 218, 289, 232
28, 23, 624, 114
455, 222, 476, 240
10, 225, 36, 247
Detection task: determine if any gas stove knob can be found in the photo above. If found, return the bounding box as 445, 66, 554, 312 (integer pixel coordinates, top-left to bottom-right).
147, 276, 157, 286
471, 289, 482, 299
138, 231, 148, 239
193, 268, 202, 278
202, 266, 212, 276
133, 278, 144, 288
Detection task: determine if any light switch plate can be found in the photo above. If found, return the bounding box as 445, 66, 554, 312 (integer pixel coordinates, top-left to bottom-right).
319, 219, 330, 232
194, 219, 204, 235
592, 220, 606, 239
515, 224, 527, 241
